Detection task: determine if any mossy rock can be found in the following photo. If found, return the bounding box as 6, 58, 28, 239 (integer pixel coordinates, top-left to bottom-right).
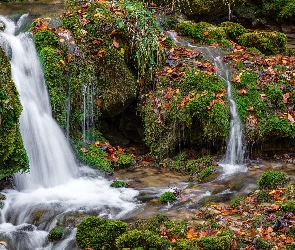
0, 47, 29, 178
197, 235, 231, 250
48, 226, 64, 242
239, 31, 287, 55
258, 170, 289, 190
76, 216, 128, 250
116, 229, 170, 250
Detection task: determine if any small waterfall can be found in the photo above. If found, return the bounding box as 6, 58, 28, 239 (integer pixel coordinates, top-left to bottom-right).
196, 47, 246, 173
167, 31, 246, 173
0, 16, 138, 250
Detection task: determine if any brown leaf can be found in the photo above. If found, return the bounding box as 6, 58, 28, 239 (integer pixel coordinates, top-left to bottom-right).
113, 37, 120, 48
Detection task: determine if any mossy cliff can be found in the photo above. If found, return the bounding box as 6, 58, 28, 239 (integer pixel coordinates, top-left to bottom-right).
0, 47, 29, 179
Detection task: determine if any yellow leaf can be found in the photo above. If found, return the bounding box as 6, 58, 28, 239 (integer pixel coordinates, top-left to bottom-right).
5, 100, 9, 104
60, 60, 66, 67
120, 48, 125, 55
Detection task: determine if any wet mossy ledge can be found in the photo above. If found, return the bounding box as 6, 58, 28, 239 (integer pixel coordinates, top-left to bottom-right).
0, 47, 29, 179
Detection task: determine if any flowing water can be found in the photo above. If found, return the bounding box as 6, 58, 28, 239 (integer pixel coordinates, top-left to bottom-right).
0, 15, 139, 250
167, 31, 247, 175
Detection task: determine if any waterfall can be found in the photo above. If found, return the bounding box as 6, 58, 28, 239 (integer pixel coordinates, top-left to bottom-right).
167, 31, 247, 173
0, 15, 138, 250
0, 14, 78, 190
196, 47, 246, 173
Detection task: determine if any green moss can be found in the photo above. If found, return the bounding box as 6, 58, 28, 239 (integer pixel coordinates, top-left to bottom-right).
116, 229, 170, 250
230, 196, 246, 208
130, 214, 170, 234
256, 190, 272, 203
0, 47, 29, 178
34, 30, 59, 52
76, 216, 128, 250
254, 237, 275, 250
220, 22, 247, 42
177, 21, 227, 45
143, 72, 229, 159
171, 239, 199, 250
258, 170, 289, 190
198, 165, 217, 182
280, 201, 295, 213
159, 191, 176, 204
197, 235, 231, 250
239, 31, 287, 55
75, 144, 112, 172
48, 226, 64, 242
110, 180, 129, 188
163, 221, 187, 238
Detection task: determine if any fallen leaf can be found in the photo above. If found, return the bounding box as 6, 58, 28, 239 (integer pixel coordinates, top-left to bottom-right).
113, 37, 120, 48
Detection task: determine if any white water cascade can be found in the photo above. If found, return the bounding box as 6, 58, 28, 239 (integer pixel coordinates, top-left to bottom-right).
167, 31, 247, 174
0, 15, 139, 250
197, 47, 247, 174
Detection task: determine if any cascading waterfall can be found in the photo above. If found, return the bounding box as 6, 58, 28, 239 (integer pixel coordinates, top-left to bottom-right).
167, 31, 247, 174
196, 47, 247, 174
0, 15, 138, 250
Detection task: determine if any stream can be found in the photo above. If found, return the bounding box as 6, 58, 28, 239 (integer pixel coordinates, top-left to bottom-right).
0, 6, 295, 250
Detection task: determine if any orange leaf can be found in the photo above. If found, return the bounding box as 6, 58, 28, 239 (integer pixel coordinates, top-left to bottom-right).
97, 49, 104, 57
165, 102, 170, 110
96, 99, 102, 106
67, 54, 72, 62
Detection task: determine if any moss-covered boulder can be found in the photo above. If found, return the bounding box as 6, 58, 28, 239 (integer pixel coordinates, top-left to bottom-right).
142, 70, 229, 159
0, 47, 29, 179
239, 31, 287, 55
76, 216, 128, 250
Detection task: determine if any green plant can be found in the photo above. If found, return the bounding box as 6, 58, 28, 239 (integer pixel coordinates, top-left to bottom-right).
116, 153, 135, 168
258, 171, 289, 190
48, 226, 64, 242
34, 30, 59, 51
254, 237, 275, 249
239, 31, 287, 55
163, 221, 187, 238
256, 190, 272, 202
280, 201, 295, 213
130, 214, 170, 234
198, 166, 217, 182
230, 196, 246, 208
76, 216, 128, 250
197, 235, 231, 250
220, 21, 247, 41
171, 239, 199, 250
116, 230, 170, 250
159, 191, 176, 204
110, 180, 129, 188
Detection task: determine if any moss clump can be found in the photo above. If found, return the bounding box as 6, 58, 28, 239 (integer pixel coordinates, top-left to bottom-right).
197, 235, 231, 250
220, 21, 247, 42
115, 229, 170, 250
230, 196, 246, 208
239, 31, 287, 55
256, 190, 272, 203
198, 166, 217, 182
76, 216, 128, 250
130, 214, 170, 234
34, 30, 59, 52
162, 221, 187, 238
171, 239, 199, 250
0, 47, 29, 178
159, 191, 176, 204
254, 237, 275, 250
143, 71, 229, 159
48, 226, 64, 242
258, 171, 289, 190
75, 144, 112, 172
280, 201, 295, 213
177, 21, 228, 45
110, 180, 129, 188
